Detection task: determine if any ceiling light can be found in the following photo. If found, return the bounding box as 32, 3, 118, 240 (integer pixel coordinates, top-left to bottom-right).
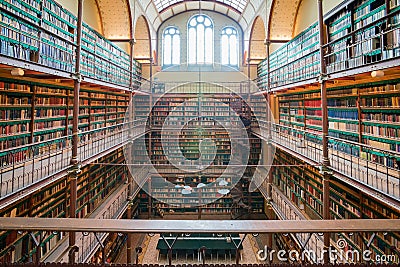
371, 70, 384, 78
11, 68, 24, 76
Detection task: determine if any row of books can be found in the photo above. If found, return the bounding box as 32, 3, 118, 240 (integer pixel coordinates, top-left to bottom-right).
0, 1, 141, 88
0, 109, 31, 120
354, 3, 385, 30
361, 96, 400, 107
328, 12, 351, 41
329, 121, 359, 132
1, 123, 29, 135
0, 95, 31, 105
327, 109, 359, 120
42, 7, 75, 39
362, 84, 400, 93
43, 0, 76, 27
35, 120, 66, 130
328, 98, 357, 107
362, 124, 400, 139
0, 0, 40, 24
391, 0, 400, 9
361, 113, 400, 123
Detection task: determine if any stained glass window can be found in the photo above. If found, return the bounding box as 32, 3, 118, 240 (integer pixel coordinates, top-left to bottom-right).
188, 14, 213, 64
163, 27, 180, 66
221, 27, 238, 66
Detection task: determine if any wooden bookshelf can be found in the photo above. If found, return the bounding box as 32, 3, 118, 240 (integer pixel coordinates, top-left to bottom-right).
0, 148, 129, 263
257, 0, 400, 90
133, 86, 264, 217
271, 149, 400, 259
0, 79, 131, 152
0, 0, 141, 87
275, 79, 400, 169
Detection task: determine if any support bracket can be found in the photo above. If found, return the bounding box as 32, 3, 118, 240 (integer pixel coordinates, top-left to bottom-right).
71, 72, 83, 83
319, 165, 333, 176
68, 163, 82, 176
318, 73, 329, 84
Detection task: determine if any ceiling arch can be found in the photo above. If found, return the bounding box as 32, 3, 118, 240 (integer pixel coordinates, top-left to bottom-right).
96, 0, 132, 39
268, 0, 302, 40
132, 0, 262, 33
134, 16, 152, 60
153, 0, 248, 13
249, 16, 266, 60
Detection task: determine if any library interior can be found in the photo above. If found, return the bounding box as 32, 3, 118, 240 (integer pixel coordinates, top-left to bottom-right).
0, 0, 400, 266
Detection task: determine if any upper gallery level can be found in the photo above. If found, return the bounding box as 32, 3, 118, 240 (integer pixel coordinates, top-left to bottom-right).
257, 0, 400, 91
0, 0, 142, 90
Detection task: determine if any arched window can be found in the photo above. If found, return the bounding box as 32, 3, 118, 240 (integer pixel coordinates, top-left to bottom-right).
163, 27, 180, 66
221, 27, 238, 66
187, 14, 213, 64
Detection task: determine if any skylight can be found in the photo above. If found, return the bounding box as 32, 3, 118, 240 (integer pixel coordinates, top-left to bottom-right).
153, 0, 183, 12
153, 0, 248, 13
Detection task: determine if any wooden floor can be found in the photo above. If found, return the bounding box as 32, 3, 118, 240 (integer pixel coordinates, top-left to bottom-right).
115, 233, 271, 265
141, 234, 260, 265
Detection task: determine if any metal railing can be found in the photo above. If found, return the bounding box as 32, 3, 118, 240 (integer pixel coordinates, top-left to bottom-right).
77, 185, 130, 263
256, 8, 400, 90
269, 185, 325, 262
0, 119, 146, 199
0, 6, 142, 89
257, 123, 400, 200
0, 218, 399, 265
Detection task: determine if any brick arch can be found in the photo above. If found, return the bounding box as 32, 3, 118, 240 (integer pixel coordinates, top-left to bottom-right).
268, 0, 302, 39
96, 0, 131, 39
249, 16, 266, 60
134, 16, 151, 59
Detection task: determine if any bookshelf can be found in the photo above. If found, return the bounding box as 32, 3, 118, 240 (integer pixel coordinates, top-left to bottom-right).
255, 0, 400, 260
275, 79, 400, 169
257, 0, 400, 90
0, 0, 141, 87
271, 149, 400, 260
0, 148, 129, 263
133, 84, 263, 217
0, 79, 69, 151
0, 79, 131, 151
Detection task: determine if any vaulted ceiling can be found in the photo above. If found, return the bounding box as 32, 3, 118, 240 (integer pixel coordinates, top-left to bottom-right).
268, 0, 302, 40
93, 0, 304, 50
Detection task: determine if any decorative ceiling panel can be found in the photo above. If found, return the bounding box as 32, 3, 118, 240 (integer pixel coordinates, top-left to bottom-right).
172, 4, 186, 14
227, 9, 240, 21
153, 0, 248, 13
186, 1, 200, 10
159, 8, 173, 21
146, 5, 158, 21
153, 17, 162, 29
97, 0, 131, 38
249, 16, 266, 59
269, 0, 301, 39
200, 1, 215, 11
214, 4, 228, 15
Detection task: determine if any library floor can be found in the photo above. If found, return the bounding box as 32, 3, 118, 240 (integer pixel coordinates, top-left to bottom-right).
117, 233, 264, 264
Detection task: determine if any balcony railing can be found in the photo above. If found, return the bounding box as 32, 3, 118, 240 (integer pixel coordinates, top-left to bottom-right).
257, 8, 400, 90
0, 218, 399, 265
0, 5, 142, 89
0, 119, 146, 200
256, 122, 400, 200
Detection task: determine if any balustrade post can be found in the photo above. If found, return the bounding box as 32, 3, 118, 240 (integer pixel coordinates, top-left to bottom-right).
317, 0, 333, 264
68, 0, 84, 262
